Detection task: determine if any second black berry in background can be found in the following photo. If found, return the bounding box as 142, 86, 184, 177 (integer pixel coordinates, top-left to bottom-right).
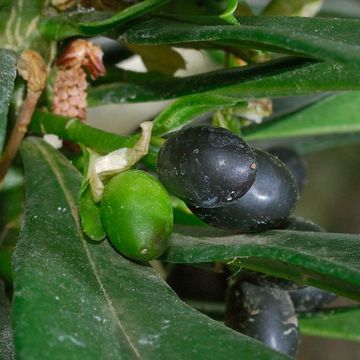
268, 147, 307, 193
225, 280, 299, 357
157, 125, 257, 208
190, 149, 300, 232
289, 286, 336, 313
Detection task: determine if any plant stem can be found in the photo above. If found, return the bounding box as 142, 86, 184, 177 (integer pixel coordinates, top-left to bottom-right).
30, 111, 137, 153
29, 110, 159, 169
0, 50, 47, 184
0, 91, 41, 183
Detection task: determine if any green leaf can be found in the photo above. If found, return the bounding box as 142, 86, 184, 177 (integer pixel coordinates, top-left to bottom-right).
40, 0, 170, 40
0, 196, 22, 282
79, 184, 106, 241
219, 0, 239, 24
1, 168, 24, 192
262, 0, 324, 17
299, 306, 360, 342
88, 58, 360, 105
0, 246, 14, 282
13, 137, 290, 360
0, 49, 17, 153
244, 92, 360, 141
152, 93, 245, 136
0, 1, 54, 63
127, 45, 186, 76
292, 133, 360, 156
0, 280, 15, 360
0, 173, 23, 282
120, 16, 360, 66
163, 226, 360, 301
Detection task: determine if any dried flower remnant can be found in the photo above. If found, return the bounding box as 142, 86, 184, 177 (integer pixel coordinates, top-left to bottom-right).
52, 39, 105, 120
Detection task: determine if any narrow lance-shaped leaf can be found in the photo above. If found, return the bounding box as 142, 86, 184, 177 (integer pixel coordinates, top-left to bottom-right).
88, 58, 360, 105
40, 0, 170, 40
0, 280, 15, 360
0, 49, 17, 153
179, 300, 360, 343
13, 137, 290, 360
120, 16, 360, 66
0, 1, 54, 63
163, 226, 360, 301
152, 93, 245, 136
299, 306, 360, 342
219, 0, 239, 24
244, 92, 360, 141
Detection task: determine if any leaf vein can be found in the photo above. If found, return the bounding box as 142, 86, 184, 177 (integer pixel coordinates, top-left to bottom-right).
35, 140, 141, 358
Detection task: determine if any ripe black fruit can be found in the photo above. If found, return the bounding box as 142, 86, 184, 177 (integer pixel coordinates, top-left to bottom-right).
289, 286, 336, 313
157, 125, 257, 208
190, 149, 300, 232
225, 281, 299, 357
240, 270, 304, 291
268, 147, 306, 192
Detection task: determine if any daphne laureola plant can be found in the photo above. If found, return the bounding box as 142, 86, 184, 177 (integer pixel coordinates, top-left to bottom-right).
0, 0, 360, 359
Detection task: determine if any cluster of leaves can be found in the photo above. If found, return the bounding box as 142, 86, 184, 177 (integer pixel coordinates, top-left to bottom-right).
1, 0, 360, 358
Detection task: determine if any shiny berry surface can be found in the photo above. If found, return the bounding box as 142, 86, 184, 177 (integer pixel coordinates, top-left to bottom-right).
225, 281, 299, 357
190, 149, 300, 232
268, 147, 306, 192
100, 170, 173, 261
157, 125, 257, 208
289, 286, 336, 313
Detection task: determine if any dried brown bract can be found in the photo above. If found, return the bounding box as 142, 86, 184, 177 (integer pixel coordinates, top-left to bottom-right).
17, 50, 47, 93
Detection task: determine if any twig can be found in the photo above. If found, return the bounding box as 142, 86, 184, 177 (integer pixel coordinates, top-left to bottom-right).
0, 50, 47, 183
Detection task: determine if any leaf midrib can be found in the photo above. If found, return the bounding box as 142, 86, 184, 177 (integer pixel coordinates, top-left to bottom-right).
33, 139, 141, 358
169, 233, 360, 282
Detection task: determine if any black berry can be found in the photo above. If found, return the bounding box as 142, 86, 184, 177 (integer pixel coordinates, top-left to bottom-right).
157, 125, 257, 208
225, 281, 299, 357
190, 149, 300, 232
268, 147, 306, 192
289, 286, 336, 313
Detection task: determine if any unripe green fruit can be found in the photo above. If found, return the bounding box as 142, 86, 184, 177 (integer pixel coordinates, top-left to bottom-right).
100, 170, 173, 261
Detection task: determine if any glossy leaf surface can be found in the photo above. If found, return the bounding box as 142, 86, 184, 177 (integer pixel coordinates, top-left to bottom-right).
163, 227, 360, 301
0, 280, 14, 360
299, 306, 360, 342
152, 93, 244, 136
13, 137, 290, 360
0, 49, 17, 152
40, 0, 170, 40
120, 17, 360, 66
79, 184, 106, 241
244, 92, 360, 141
88, 58, 360, 105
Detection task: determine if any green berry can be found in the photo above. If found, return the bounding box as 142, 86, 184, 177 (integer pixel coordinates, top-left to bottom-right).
100, 170, 173, 261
